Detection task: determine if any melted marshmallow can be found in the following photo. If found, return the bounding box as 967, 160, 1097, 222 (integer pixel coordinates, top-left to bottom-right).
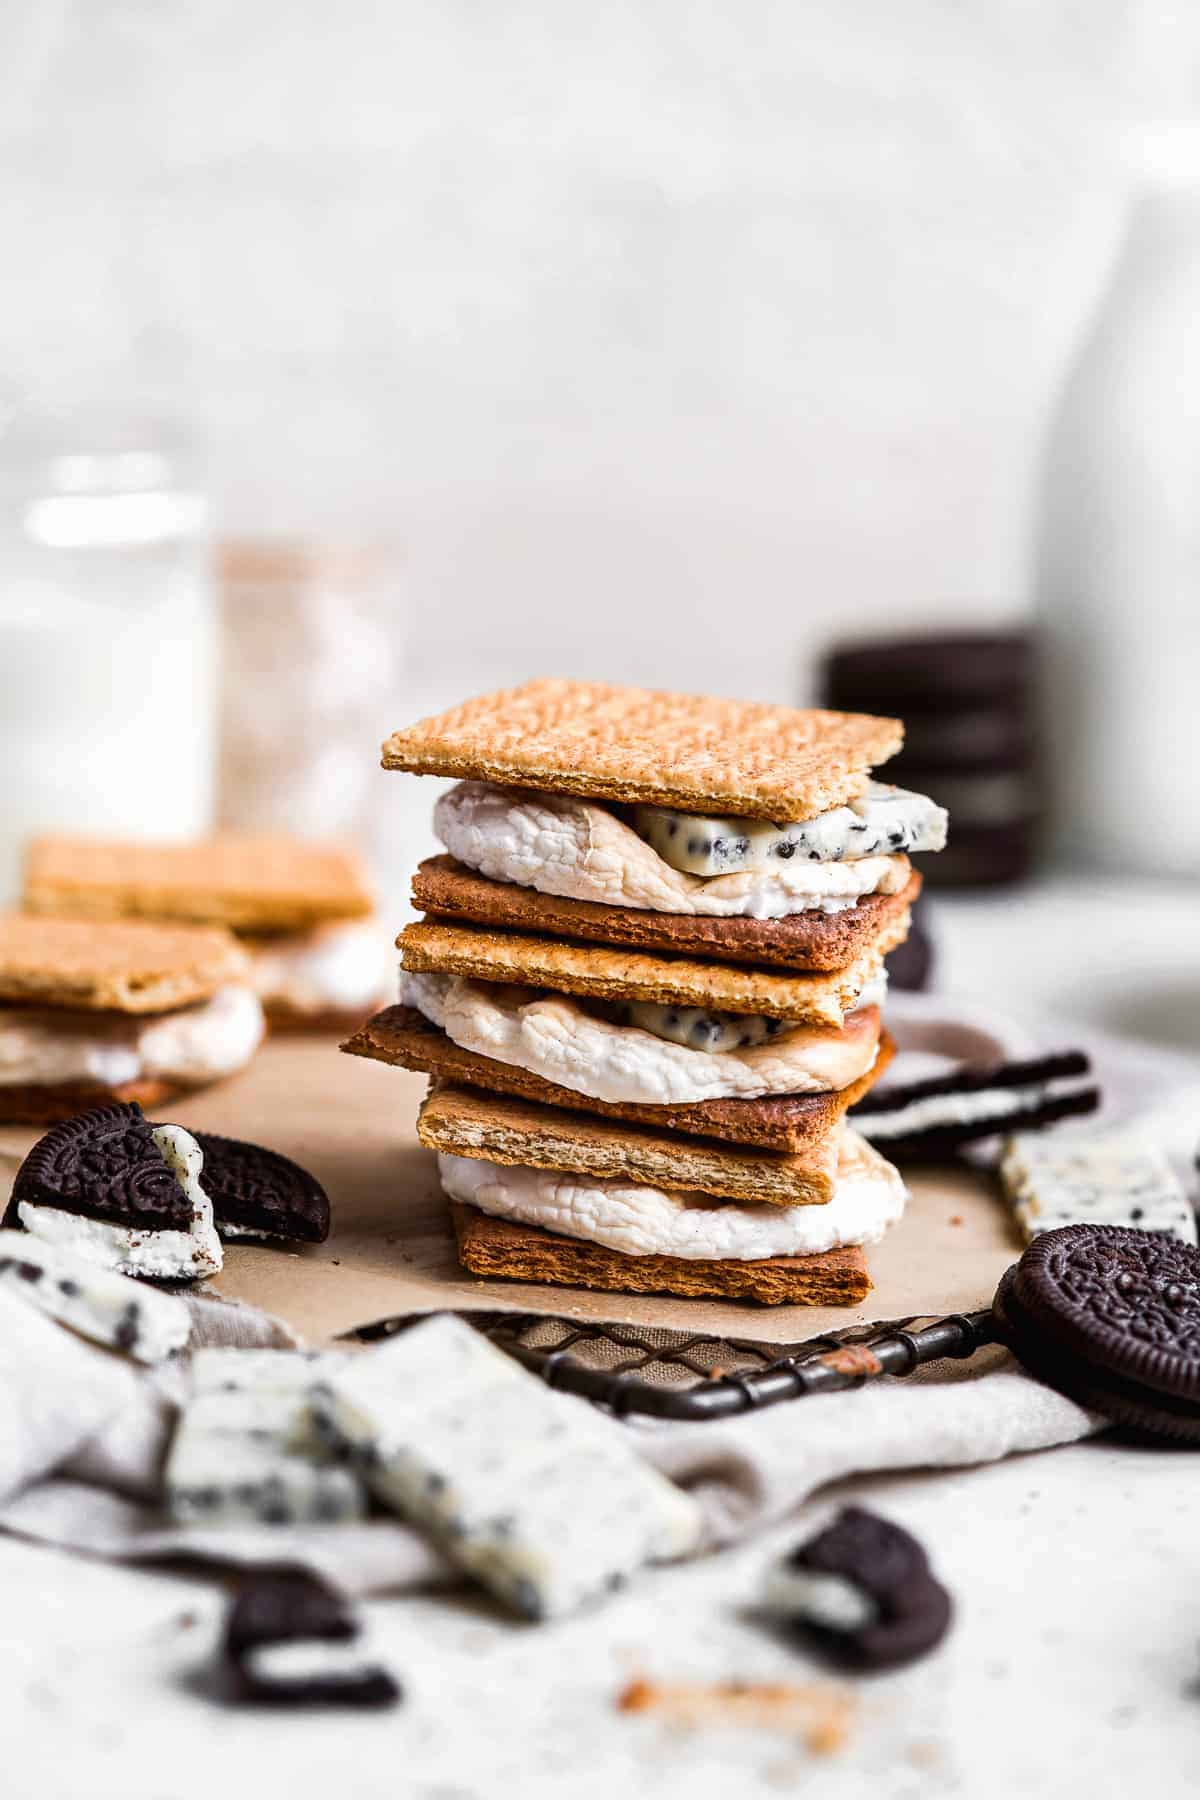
0, 984, 265, 1089
434, 782, 909, 919
250, 919, 393, 1017
403, 971, 878, 1105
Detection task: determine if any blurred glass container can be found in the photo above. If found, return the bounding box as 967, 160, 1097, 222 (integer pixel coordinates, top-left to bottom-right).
1036, 127, 1200, 875
216, 541, 397, 844
0, 417, 217, 902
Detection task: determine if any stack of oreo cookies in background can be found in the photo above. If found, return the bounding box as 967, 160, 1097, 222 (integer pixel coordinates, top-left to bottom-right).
823, 631, 1038, 889
344, 680, 949, 1307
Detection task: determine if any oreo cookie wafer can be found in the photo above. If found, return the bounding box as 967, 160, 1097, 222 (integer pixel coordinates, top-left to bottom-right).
993, 1225, 1200, 1442
853, 1051, 1099, 1160
220, 1571, 400, 1708
189, 1132, 331, 1244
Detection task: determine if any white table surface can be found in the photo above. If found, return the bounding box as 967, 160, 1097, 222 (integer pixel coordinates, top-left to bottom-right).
2, 872, 1198, 1800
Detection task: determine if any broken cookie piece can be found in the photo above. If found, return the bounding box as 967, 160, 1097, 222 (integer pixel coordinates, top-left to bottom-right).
219, 1570, 400, 1707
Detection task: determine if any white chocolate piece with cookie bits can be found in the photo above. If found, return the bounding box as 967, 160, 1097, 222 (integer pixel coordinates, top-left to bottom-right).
434, 781, 910, 919
632, 782, 947, 876
310, 1313, 704, 1620
1000, 1137, 1198, 1244
18, 1123, 224, 1281
438, 1130, 907, 1260
0, 1229, 191, 1362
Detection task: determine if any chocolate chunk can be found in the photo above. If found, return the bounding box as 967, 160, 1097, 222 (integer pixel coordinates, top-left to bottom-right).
189, 1132, 330, 1244
220, 1571, 400, 1708
9, 1103, 192, 1231
993, 1225, 1200, 1441
765, 1506, 952, 1670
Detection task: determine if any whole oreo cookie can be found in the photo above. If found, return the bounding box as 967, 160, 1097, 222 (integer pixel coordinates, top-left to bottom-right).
189, 1132, 330, 1244
762, 1506, 952, 1670
994, 1225, 1200, 1442
8, 1103, 193, 1231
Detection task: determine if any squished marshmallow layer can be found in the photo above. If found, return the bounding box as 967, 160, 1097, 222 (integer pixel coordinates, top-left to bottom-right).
402, 971, 878, 1104
250, 919, 393, 1018
438, 1131, 906, 1260
434, 782, 909, 919
0, 984, 265, 1089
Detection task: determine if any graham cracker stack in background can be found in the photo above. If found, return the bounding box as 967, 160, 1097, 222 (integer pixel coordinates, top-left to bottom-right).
23, 835, 393, 1032
0, 913, 266, 1124
345, 679, 950, 1308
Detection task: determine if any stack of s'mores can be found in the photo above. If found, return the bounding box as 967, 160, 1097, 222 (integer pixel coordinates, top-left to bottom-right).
345, 681, 948, 1307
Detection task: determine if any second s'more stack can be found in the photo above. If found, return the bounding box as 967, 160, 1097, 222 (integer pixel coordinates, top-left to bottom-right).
345, 681, 948, 1307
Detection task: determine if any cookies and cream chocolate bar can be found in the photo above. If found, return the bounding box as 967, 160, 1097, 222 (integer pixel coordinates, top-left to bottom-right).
853, 1051, 1100, 1158
0, 1228, 191, 1362
632, 782, 946, 876
221, 1571, 400, 1708
311, 1313, 704, 1618
1000, 1136, 1197, 1244
166, 1347, 367, 1527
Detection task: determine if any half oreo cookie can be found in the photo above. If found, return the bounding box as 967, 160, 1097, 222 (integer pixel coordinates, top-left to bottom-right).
852, 1051, 1099, 1161
993, 1224, 1200, 1443
220, 1570, 400, 1708
191, 1132, 331, 1244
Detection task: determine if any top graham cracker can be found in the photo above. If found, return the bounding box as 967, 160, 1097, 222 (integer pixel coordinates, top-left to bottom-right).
23, 836, 374, 934
381, 680, 903, 819
0, 914, 250, 1013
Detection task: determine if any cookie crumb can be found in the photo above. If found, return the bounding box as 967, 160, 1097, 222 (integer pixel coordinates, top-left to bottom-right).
616, 1675, 855, 1753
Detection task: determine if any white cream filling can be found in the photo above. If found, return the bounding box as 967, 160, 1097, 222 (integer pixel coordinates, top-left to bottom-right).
438, 1131, 906, 1261
856, 1079, 1097, 1142
242, 1640, 377, 1685
17, 1123, 223, 1280
434, 782, 909, 919
250, 919, 393, 1016
0, 984, 265, 1089
761, 1566, 878, 1632
403, 971, 878, 1105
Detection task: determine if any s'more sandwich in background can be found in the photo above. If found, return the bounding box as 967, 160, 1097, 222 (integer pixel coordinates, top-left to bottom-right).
345, 679, 949, 1307
0, 913, 265, 1124
23, 835, 392, 1032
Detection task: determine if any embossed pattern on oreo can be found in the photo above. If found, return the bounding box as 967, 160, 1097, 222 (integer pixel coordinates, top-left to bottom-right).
191, 1131, 331, 1243
11, 1102, 192, 1230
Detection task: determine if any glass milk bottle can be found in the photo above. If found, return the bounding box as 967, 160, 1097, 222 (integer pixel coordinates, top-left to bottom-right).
0, 421, 218, 901
1035, 130, 1200, 875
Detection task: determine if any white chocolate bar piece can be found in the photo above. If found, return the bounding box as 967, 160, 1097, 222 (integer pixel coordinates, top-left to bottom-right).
0, 1228, 190, 1363
632, 782, 946, 876
1000, 1137, 1197, 1244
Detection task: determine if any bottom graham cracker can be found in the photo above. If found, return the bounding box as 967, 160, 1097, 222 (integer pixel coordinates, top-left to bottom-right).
449, 1202, 872, 1306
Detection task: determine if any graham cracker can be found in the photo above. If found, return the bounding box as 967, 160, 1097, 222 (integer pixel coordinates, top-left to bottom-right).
398, 915, 908, 1027
418, 1083, 842, 1205
0, 915, 250, 1013
341, 1005, 894, 1152
382, 679, 902, 819
449, 1203, 871, 1306
23, 836, 374, 932
0, 1077, 177, 1127
413, 855, 921, 973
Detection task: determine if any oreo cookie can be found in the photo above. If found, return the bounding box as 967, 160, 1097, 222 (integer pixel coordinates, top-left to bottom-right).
993, 1224, 1200, 1443
762, 1506, 952, 1670
8, 1103, 192, 1231
853, 1050, 1099, 1161
220, 1570, 400, 1708
190, 1132, 330, 1244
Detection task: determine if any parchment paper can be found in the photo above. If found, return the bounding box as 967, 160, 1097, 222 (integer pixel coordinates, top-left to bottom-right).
0, 1035, 1021, 1346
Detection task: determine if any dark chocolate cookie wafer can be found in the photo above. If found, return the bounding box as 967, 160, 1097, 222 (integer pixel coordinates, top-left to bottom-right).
853, 1050, 1099, 1160
8, 1102, 191, 1231
763, 1506, 952, 1669
221, 1571, 400, 1708
993, 1225, 1200, 1442
189, 1132, 330, 1244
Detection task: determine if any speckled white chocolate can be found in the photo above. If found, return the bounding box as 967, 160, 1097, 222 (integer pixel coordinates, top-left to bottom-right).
0, 1228, 191, 1362
857, 1077, 1096, 1142
761, 1562, 879, 1632
617, 1001, 791, 1052
0, 983, 264, 1089
434, 782, 909, 918
401, 971, 878, 1105
437, 1130, 906, 1260
250, 919, 393, 1017
166, 1346, 367, 1527
633, 781, 947, 876
16, 1122, 224, 1281
311, 1313, 704, 1619
1000, 1137, 1197, 1244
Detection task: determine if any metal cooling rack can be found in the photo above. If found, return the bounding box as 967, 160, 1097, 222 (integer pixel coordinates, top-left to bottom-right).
345, 1307, 997, 1420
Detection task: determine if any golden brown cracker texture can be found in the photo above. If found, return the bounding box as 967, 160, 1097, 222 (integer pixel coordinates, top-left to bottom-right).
0, 915, 249, 1013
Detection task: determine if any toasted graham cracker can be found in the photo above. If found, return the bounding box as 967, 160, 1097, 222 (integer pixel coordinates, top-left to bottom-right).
413, 855, 921, 974
342, 1005, 894, 1152
450, 1203, 871, 1305
398, 915, 908, 1028
419, 1083, 841, 1205
23, 836, 373, 932
382, 679, 902, 819
0, 915, 249, 1013
0, 1077, 177, 1127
